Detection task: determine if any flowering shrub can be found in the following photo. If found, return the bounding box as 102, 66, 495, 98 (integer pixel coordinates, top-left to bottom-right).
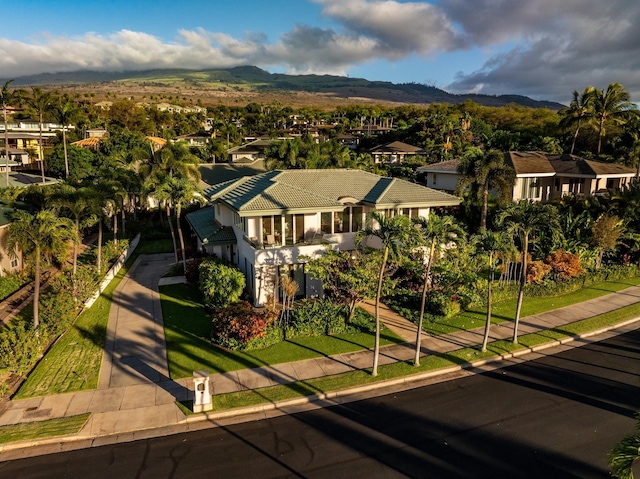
211, 301, 278, 350
545, 249, 583, 282
527, 260, 552, 283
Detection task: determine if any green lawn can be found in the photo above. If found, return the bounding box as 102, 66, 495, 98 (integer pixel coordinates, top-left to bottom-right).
13, 240, 173, 399
160, 283, 405, 379
0, 414, 90, 444
209, 300, 640, 412
424, 276, 640, 335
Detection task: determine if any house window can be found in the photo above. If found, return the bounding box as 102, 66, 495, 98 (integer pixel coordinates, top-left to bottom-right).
262, 215, 283, 245
279, 264, 306, 298
521, 177, 540, 199
606, 178, 615, 189
321, 212, 332, 233
432, 173, 437, 186
10, 259, 18, 268
284, 214, 305, 245
351, 206, 363, 231
333, 211, 345, 233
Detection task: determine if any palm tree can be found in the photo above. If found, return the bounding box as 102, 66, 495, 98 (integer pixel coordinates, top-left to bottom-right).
52, 186, 97, 276
356, 211, 416, 376
143, 173, 179, 264
156, 175, 204, 272
0, 80, 25, 187
141, 140, 201, 182
456, 148, 515, 229
412, 213, 465, 366
559, 87, 595, 155
473, 230, 515, 351
609, 414, 640, 479
24, 87, 55, 184
52, 95, 80, 180
498, 201, 559, 343
6, 209, 75, 330
591, 83, 638, 158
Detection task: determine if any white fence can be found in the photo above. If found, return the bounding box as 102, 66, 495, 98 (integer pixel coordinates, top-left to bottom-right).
83, 234, 141, 309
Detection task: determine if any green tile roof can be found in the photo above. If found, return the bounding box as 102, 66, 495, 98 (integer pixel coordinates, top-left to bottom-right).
205, 169, 460, 216
185, 207, 236, 245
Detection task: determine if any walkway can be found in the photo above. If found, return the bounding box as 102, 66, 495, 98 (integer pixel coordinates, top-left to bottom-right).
1, 254, 640, 455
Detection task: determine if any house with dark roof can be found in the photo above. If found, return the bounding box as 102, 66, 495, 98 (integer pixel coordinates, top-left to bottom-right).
418, 152, 637, 202
227, 139, 274, 163
190, 169, 460, 306
368, 141, 426, 164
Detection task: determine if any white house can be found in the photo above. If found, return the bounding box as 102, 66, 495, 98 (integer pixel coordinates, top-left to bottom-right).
187, 169, 460, 306
417, 151, 637, 202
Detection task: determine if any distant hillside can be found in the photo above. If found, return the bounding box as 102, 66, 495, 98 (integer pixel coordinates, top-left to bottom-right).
6, 66, 565, 109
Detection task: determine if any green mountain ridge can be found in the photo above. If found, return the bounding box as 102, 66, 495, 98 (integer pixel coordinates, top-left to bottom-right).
4, 66, 565, 109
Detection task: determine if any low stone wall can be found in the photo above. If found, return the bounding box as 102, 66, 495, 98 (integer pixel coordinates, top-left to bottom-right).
84, 234, 141, 309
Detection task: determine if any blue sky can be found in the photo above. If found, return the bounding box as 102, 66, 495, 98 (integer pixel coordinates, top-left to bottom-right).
3, 0, 640, 103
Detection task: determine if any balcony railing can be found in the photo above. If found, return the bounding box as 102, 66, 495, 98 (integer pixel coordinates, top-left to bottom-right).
243, 232, 337, 250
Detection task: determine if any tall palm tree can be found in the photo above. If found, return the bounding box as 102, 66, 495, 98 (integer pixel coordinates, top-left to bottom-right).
52, 95, 80, 180
140, 140, 201, 182
0, 80, 25, 187
499, 201, 559, 343
356, 211, 416, 376
412, 213, 465, 366
559, 87, 595, 155
456, 148, 515, 229
591, 83, 638, 158
142, 173, 179, 264
473, 230, 515, 351
7, 209, 75, 330
24, 87, 55, 184
52, 186, 97, 276
156, 175, 204, 272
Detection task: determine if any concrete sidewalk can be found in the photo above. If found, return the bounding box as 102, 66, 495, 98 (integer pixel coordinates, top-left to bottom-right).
1, 253, 640, 456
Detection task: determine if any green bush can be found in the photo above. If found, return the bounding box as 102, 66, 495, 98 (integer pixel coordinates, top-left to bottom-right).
285, 299, 376, 338
0, 322, 43, 377
199, 258, 245, 309
0, 272, 27, 302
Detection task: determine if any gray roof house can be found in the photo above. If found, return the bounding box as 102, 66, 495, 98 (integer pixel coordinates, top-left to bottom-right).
418, 151, 637, 202
189, 168, 460, 306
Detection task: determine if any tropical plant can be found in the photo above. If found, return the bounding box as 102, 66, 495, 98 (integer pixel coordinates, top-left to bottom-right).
199, 259, 246, 309
498, 201, 560, 343
456, 148, 515, 229
23, 87, 55, 184
6, 209, 75, 330
51, 95, 81, 179
609, 413, 640, 479
559, 87, 595, 155
472, 229, 515, 351
356, 211, 417, 376
155, 175, 204, 271
412, 213, 465, 365
591, 214, 623, 268
591, 83, 638, 157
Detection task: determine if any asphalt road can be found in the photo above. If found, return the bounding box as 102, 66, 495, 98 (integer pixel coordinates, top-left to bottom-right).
2, 329, 640, 479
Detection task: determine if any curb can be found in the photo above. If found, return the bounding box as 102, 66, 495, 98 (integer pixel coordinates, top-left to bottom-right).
2, 316, 639, 455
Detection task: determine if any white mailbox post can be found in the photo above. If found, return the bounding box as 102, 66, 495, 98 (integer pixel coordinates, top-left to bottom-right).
193, 370, 212, 412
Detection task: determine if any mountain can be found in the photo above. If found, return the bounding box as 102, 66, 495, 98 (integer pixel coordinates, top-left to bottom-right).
5, 66, 565, 109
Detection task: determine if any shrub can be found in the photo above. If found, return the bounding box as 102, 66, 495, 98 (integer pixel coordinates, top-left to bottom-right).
545, 250, 583, 282
199, 258, 245, 309
185, 257, 203, 285
286, 299, 351, 338
0, 322, 43, 377
211, 301, 278, 350
0, 272, 27, 302
527, 260, 552, 283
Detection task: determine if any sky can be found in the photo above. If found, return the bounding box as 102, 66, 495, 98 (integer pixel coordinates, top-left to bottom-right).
2, 0, 640, 104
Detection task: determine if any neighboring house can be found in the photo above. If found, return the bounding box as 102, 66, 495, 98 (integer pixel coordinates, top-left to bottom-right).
156, 103, 206, 114
416, 159, 461, 192
418, 152, 637, 202
349, 124, 393, 136
335, 133, 360, 150
146, 136, 167, 152
369, 141, 426, 164
227, 139, 274, 163
0, 133, 43, 165
0, 203, 22, 275
173, 132, 211, 147
189, 169, 460, 306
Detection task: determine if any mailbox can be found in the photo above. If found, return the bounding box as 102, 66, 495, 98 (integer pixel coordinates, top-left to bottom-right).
192, 370, 212, 412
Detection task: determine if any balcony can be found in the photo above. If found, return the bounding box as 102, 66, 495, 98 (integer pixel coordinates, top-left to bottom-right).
243, 231, 337, 250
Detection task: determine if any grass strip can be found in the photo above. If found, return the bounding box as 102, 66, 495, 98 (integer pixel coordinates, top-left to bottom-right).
424, 277, 640, 336
14, 240, 172, 399
0, 414, 90, 444
206, 301, 640, 412
160, 283, 405, 379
